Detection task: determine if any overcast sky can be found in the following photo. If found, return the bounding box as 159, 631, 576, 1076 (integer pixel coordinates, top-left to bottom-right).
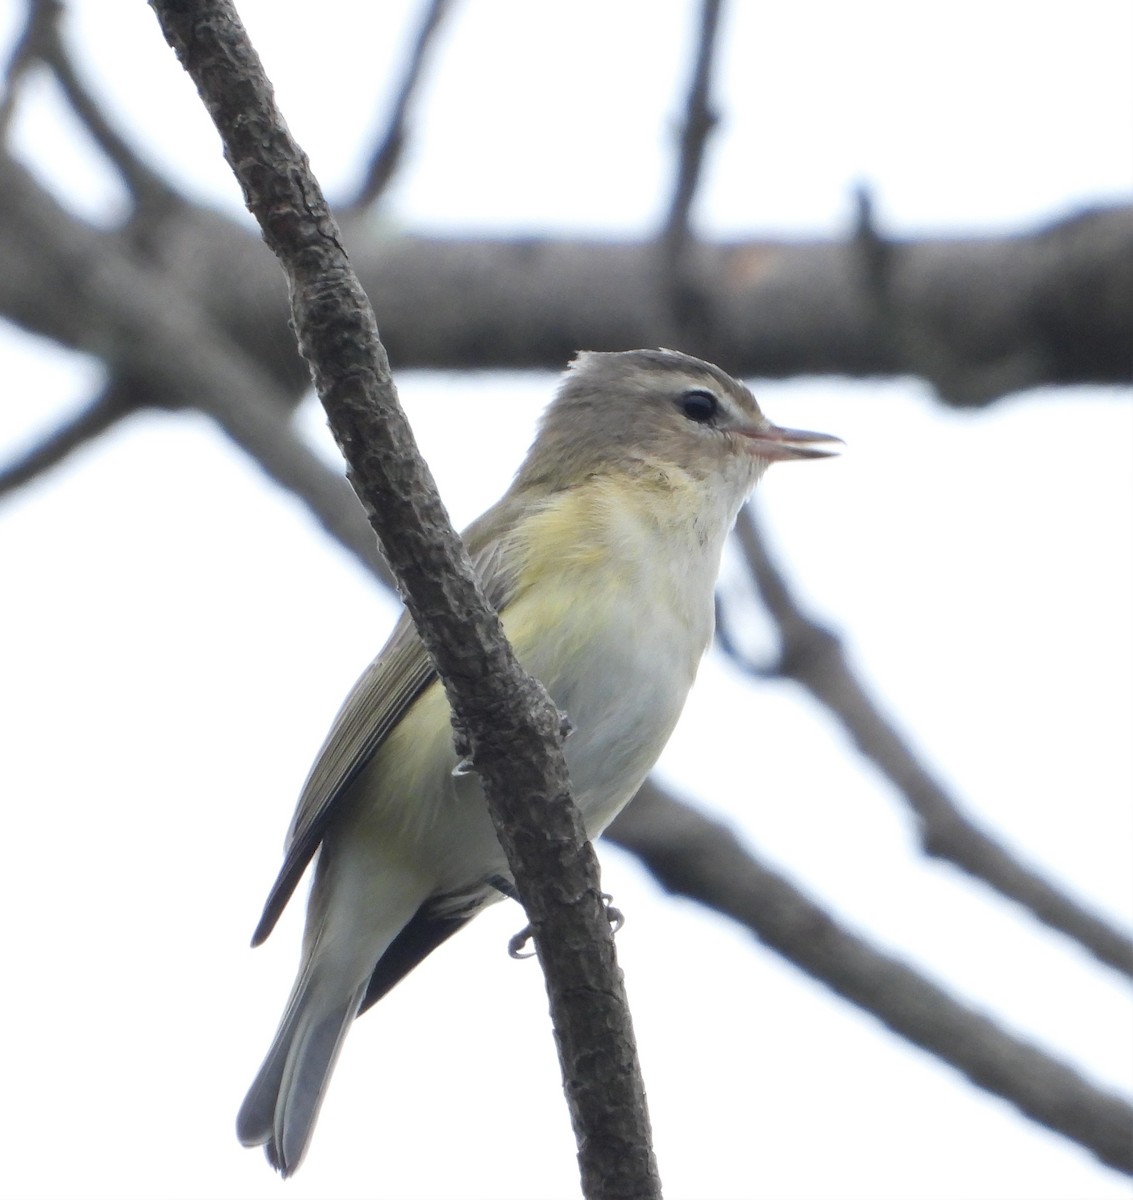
1, 3, 1131, 1199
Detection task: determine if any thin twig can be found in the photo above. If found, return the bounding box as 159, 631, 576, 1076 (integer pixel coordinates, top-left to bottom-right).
48, 43, 180, 208
659, 0, 724, 260
46, 29, 180, 207
349, 0, 453, 211
655, 0, 725, 348
0, 0, 57, 134
0, 385, 129, 499
609, 780, 1133, 1176
851, 182, 895, 310
850, 182, 974, 399
2, 0, 178, 207
728, 504, 1133, 979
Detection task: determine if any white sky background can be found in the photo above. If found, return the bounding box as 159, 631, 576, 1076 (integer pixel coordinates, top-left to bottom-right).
0, 2, 1131, 1198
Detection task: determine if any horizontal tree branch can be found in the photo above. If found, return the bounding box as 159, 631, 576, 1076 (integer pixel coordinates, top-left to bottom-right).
1, 146, 1127, 408
349, 210, 1133, 405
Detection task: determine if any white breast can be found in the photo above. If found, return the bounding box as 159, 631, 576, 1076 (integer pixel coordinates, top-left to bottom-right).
507, 468, 739, 835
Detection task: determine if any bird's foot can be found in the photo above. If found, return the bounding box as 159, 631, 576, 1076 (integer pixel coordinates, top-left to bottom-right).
602, 892, 626, 936
508, 924, 536, 959
506, 892, 624, 959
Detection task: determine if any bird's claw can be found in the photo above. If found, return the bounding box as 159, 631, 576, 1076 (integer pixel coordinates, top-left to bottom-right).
601, 892, 625, 935
508, 924, 536, 959
506, 892, 624, 960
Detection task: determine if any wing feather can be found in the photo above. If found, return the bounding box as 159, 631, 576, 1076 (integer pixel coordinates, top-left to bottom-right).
250, 500, 528, 946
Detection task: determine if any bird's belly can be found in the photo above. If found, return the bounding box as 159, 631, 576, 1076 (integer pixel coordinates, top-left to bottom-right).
509, 582, 706, 836
338, 573, 709, 896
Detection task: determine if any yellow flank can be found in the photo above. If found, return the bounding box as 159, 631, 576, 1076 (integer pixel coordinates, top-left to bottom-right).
518, 487, 616, 575
504, 481, 650, 660
516, 469, 700, 581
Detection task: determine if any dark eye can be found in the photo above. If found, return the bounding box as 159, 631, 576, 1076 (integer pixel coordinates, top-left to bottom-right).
677, 389, 719, 424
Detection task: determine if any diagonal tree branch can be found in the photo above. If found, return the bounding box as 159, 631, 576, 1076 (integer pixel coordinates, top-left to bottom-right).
0, 383, 126, 499
348, 0, 454, 212
609, 780, 1133, 1176
37, 0, 182, 209
725, 504, 1133, 979
0, 149, 390, 582
147, 3, 659, 1196
0, 0, 56, 134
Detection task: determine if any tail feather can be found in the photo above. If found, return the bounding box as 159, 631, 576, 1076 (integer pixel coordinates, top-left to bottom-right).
237, 965, 365, 1177
270, 993, 362, 1176
238, 855, 435, 1174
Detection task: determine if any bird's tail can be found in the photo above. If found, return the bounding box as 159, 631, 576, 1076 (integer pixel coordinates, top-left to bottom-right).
236, 952, 367, 1177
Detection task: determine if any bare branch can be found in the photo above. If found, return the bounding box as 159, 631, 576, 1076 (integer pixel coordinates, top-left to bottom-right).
849, 182, 1018, 406
0, 0, 56, 135
208, 386, 394, 587
726, 504, 1133, 979
609, 780, 1133, 1176
657, 0, 725, 347
659, 0, 724, 259
349, 0, 454, 212
44, 14, 180, 208
0, 384, 127, 498
3, 158, 1129, 405
851, 182, 896, 315
0, 149, 390, 581
147, 3, 659, 1195
2, 0, 178, 208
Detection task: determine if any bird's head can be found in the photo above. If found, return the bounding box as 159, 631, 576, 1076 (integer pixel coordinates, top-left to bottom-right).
513, 349, 840, 500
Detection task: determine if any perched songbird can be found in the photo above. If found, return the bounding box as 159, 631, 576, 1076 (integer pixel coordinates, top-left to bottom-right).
237, 349, 839, 1174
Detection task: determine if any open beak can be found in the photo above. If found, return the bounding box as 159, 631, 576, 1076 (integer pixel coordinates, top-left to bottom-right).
738, 423, 843, 461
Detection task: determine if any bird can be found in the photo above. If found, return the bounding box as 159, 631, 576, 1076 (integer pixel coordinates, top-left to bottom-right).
236, 348, 839, 1174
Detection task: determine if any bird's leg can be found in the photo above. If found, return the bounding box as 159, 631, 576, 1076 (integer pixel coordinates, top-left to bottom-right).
488, 874, 520, 901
